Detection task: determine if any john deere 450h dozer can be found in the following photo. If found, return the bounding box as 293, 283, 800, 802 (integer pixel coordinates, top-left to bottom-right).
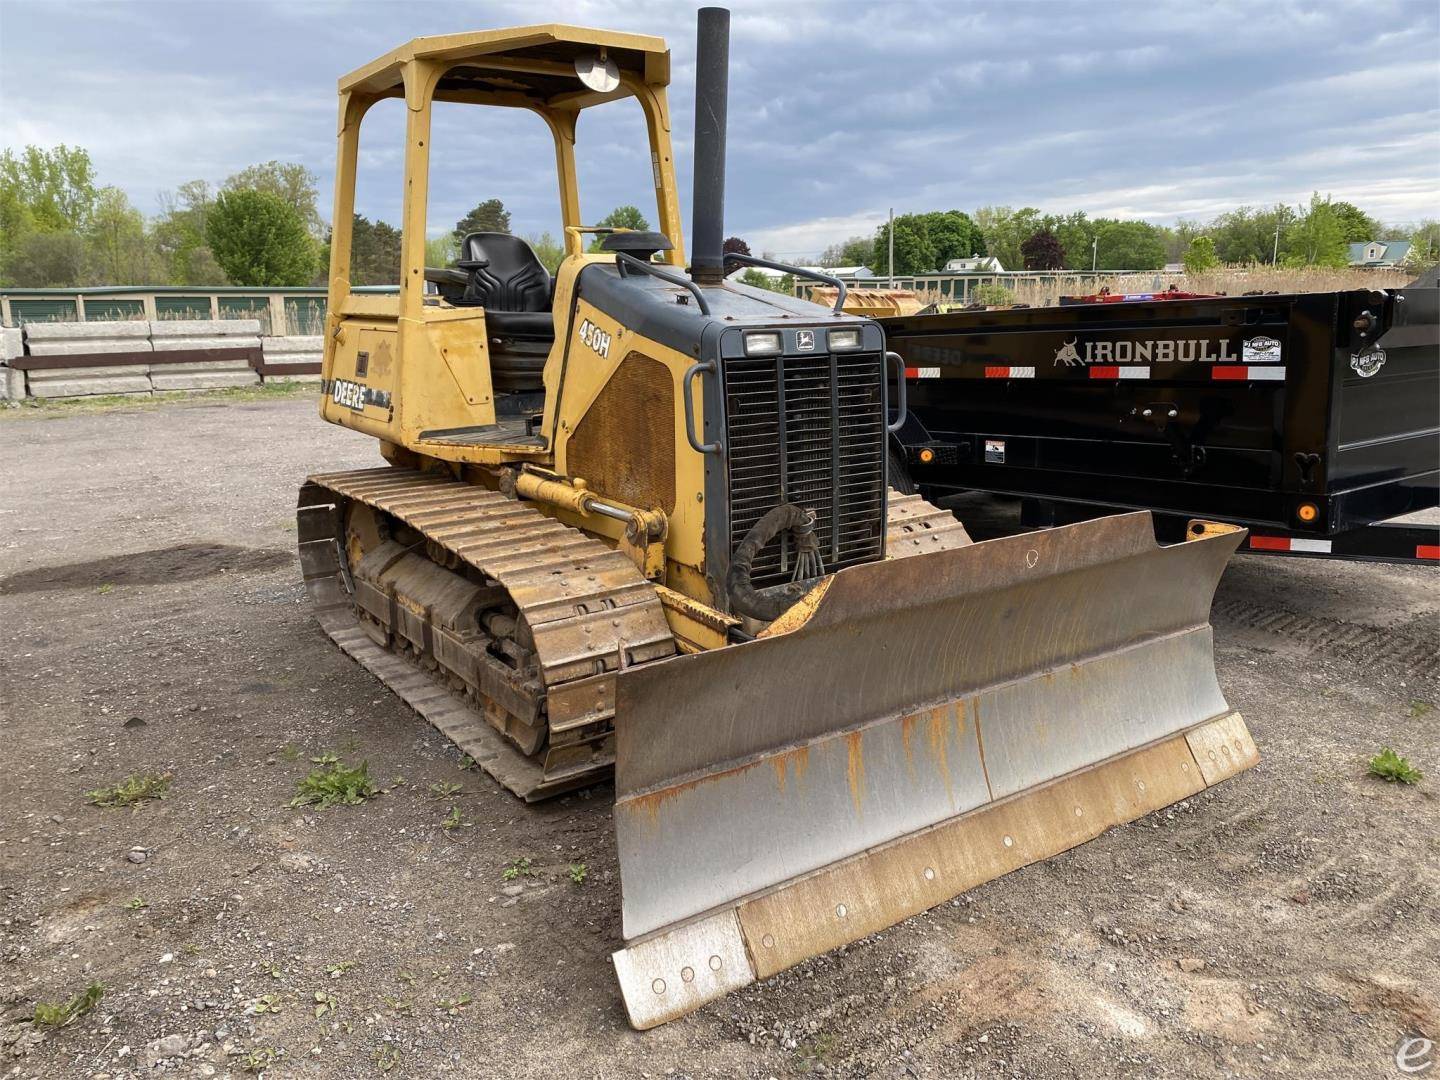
298, 9, 1258, 1028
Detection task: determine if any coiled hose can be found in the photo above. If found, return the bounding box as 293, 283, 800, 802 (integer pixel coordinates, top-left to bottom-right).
726, 504, 826, 622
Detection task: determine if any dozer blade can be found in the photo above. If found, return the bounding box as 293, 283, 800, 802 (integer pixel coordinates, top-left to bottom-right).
610, 512, 1257, 1028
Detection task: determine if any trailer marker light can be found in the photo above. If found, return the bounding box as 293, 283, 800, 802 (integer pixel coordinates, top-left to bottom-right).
918, 448, 935, 464
1296, 503, 1319, 523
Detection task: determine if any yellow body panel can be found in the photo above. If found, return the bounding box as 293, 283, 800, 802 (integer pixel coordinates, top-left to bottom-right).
320, 24, 714, 601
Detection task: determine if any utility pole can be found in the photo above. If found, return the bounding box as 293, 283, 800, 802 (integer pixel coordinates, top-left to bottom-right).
887, 207, 894, 284
1091, 236, 1098, 272
1272, 221, 1281, 265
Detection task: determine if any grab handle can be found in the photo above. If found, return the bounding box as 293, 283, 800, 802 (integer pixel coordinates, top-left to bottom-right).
886, 351, 908, 433
683, 360, 723, 455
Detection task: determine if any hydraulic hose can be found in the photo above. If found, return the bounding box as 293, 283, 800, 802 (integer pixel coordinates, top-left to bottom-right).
726, 503, 824, 622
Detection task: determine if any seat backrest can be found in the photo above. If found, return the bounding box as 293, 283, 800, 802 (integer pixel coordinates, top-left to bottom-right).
460, 233, 551, 313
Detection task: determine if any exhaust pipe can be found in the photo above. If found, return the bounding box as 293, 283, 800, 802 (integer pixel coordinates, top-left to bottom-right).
690, 6, 729, 286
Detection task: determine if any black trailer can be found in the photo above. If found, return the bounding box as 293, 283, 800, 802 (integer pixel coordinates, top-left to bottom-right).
884, 284, 1439, 563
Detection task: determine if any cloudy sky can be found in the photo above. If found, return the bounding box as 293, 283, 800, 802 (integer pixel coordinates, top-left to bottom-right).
3, 0, 1437, 258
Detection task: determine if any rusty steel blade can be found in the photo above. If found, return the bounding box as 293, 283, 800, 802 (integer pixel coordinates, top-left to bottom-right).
612, 512, 1244, 943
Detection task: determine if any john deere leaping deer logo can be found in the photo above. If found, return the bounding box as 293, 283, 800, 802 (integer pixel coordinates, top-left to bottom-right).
1053, 338, 1082, 366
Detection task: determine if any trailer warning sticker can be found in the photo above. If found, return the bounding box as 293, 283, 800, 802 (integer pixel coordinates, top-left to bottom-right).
984, 439, 1006, 463
1242, 335, 1282, 363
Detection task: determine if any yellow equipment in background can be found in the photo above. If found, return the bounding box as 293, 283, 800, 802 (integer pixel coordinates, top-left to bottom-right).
296, 8, 1257, 1029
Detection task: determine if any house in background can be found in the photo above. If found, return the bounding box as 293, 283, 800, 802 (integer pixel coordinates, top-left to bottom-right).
798, 265, 874, 282
1348, 240, 1411, 268
942, 255, 1006, 273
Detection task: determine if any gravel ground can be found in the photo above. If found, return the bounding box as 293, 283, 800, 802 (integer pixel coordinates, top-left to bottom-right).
1, 393, 1435, 1080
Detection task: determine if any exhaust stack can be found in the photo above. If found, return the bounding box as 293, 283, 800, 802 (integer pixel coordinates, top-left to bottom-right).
690, 7, 730, 286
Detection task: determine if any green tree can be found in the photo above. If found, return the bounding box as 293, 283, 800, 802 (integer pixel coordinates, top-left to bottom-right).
1282, 193, 1349, 268
153, 180, 225, 285
8, 231, 86, 286
206, 189, 318, 286
817, 235, 871, 268
223, 161, 323, 237
424, 232, 458, 268
1020, 229, 1066, 270
347, 214, 402, 285
1091, 219, 1167, 270
588, 205, 650, 251
0, 144, 100, 282
972, 207, 1042, 271
85, 186, 151, 284
1183, 235, 1219, 273
526, 231, 565, 272
919, 210, 985, 267
1329, 201, 1383, 244
870, 215, 935, 275
0, 145, 99, 232
1210, 204, 1296, 264
1405, 221, 1440, 270
1048, 211, 1097, 270
455, 198, 511, 237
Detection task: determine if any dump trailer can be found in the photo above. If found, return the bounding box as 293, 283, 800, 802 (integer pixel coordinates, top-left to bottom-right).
885, 286, 1440, 563
297, 9, 1256, 1029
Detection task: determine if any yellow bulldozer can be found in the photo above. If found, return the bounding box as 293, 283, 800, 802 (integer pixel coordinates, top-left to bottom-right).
296, 8, 1258, 1029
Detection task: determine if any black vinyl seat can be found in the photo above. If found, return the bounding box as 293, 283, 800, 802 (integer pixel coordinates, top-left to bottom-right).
424, 232, 555, 392
455, 232, 552, 316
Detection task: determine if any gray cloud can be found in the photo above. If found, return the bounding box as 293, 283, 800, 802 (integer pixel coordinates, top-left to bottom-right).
3, 0, 1436, 259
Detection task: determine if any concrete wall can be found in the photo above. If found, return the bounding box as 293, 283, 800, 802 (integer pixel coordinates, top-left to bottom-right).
261, 336, 323, 383
23, 321, 154, 398
0, 327, 22, 401
150, 319, 262, 392
3, 320, 321, 402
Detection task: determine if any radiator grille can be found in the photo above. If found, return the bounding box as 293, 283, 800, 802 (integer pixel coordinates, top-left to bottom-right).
723, 350, 886, 587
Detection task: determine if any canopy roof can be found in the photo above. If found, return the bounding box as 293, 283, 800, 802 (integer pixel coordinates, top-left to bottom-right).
339, 25, 671, 104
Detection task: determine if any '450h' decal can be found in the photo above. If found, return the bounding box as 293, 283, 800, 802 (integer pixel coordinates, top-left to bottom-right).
578, 318, 611, 360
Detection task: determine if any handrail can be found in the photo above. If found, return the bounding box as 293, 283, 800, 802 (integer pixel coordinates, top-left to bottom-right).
613, 252, 711, 316
885, 351, 908, 434
724, 253, 847, 314
682, 360, 723, 455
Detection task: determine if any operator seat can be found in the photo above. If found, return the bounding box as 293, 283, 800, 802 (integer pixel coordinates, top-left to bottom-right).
456, 232, 552, 324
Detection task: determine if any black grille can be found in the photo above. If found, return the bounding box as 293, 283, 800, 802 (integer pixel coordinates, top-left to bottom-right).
723, 350, 886, 587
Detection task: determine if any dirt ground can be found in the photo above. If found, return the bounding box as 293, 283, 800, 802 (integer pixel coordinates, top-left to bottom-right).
1, 392, 1435, 1080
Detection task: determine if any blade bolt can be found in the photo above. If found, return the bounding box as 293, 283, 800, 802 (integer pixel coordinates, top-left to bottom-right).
651, 978, 666, 995
681, 967, 695, 983
709, 955, 723, 971
835, 904, 848, 918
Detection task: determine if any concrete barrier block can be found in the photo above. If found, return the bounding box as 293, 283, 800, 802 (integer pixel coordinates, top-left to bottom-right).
0, 328, 21, 400
260, 335, 323, 382
150, 359, 260, 392
24, 320, 153, 356
27, 366, 152, 398
151, 319, 262, 351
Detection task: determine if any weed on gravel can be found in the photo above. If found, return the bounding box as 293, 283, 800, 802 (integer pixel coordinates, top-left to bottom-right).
85, 772, 171, 808
289, 755, 377, 808
1368, 747, 1424, 785
32, 983, 104, 1028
